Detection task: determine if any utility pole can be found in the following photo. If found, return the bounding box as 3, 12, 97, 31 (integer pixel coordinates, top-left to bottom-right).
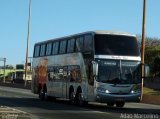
28, 57, 32, 71
141, 0, 146, 100
25, 0, 32, 86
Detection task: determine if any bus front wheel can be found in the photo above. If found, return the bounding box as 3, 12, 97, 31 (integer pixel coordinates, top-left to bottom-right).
116, 101, 125, 108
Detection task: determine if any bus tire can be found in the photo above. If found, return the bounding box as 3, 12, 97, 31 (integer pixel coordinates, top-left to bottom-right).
39, 86, 47, 101
77, 93, 83, 106
69, 91, 75, 105
116, 101, 125, 108
77, 92, 88, 106
39, 88, 45, 100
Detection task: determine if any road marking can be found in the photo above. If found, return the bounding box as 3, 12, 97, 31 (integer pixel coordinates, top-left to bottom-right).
0, 106, 39, 119
42, 110, 110, 114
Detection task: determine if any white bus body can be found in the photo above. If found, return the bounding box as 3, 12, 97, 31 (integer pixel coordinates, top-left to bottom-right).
32, 31, 141, 107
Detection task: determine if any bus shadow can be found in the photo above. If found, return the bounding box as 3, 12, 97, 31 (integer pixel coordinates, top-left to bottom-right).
0, 96, 159, 114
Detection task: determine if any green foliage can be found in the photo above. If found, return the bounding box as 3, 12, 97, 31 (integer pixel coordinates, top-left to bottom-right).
144, 37, 160, 77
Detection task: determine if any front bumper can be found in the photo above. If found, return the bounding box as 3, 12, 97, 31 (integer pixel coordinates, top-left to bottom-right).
95, 92, 141, 103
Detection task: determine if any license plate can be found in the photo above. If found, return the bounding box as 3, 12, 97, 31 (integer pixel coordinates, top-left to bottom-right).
115, 98, 124, 102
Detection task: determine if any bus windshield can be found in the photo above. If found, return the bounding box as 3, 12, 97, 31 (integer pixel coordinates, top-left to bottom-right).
97, 60, 141, 84
94, 34, 140, 56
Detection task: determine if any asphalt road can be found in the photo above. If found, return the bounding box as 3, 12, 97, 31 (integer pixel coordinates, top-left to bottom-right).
0, 86, 160, 119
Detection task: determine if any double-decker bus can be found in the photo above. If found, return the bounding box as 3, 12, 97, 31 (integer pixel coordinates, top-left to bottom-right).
32, 30, 142, 107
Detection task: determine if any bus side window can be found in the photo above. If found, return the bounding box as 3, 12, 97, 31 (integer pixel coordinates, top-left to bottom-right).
40, 44, 46, 56
48, 66, 55, 81
46, 42, 52, 56
84, 35, 93, 52
68, 65, 81, 82
59, 40, 67, 54
76, 66, 81, 83
52, 42, 59, 55
54, 67, 60, 81
58, 67, 63, 80
68, 66, 76, 82
67, 38, 75, 53
34, 45, 40, 57
76, 37, 84, 52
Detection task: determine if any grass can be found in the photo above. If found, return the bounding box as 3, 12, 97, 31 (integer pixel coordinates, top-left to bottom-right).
143, 87, 160, 95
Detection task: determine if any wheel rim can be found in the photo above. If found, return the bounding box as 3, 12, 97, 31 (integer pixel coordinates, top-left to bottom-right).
78, 93, 84, 106
39, 89, 44, 100
70, 92, 75, 104
39, 88, 47, 100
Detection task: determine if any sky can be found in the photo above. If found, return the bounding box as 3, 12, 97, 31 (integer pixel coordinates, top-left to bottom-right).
0, 0, 160, 65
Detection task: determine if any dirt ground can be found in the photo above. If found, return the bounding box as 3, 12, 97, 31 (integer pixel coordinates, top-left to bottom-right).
142, 94, 160, 105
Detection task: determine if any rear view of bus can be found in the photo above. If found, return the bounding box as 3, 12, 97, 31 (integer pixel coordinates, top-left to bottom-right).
93, 32, 141, 107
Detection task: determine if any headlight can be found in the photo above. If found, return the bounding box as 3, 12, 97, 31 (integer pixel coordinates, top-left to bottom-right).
130, 90, 135, 94
97, 87, 110, 94
130, 90, 141, 94
105, 90, 110, 94
130, 84, 141, 94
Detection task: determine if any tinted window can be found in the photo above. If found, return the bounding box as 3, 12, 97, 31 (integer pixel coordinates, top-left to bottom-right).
40, 44, 46, 56
84, 35, 93, 51
46, 43, 52, 55
59, 40, 67, 54
68, 65, 81, 82
76, 37, 84, 51
52, 42, 59, 55
48, 66, 63, 81
67, 39, 75, 53
34, 45, 40, 57
94, 34, 140, 56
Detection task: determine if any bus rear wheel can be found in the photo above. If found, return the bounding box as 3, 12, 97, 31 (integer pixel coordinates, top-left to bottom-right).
39, 87, 47, 101
116, 101, 125, 108
39, 88, 45, 100
76, 93, 88, 106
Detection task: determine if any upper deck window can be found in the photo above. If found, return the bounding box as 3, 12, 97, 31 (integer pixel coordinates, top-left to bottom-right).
59, 40, 67, 54
76, 37, 84, 51
94, 34, 140, 56
34, 45, 40, 57
84, 35, 93, 51
67, 38, 75, 53
40, 44, 46, 56
52, 42, 59, 55
46, 42, 52, 55
76, 35, 93, 52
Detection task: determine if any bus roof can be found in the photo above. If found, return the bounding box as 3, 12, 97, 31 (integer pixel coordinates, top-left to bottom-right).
35, 30, 136, 45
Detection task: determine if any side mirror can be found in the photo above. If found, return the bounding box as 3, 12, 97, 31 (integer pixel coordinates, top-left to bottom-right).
144, 65, 150, 77
92, 61, 98, 76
